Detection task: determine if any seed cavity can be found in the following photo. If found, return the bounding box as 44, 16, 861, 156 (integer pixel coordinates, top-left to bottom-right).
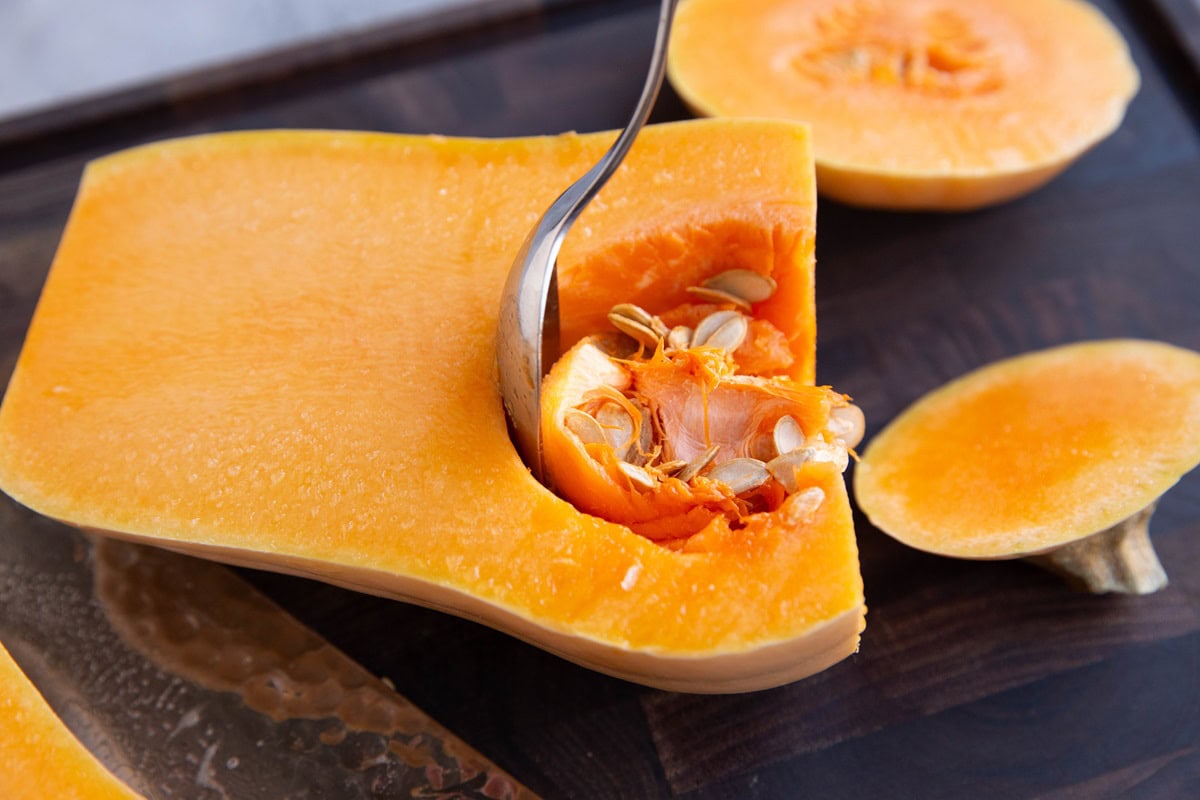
565, 274, 851, 523
792, 4, 1004, 98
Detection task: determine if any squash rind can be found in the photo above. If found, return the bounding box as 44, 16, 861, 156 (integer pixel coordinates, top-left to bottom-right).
77, 492, 865, 694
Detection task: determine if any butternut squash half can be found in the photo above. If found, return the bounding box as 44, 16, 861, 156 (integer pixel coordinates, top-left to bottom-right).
668, 0, 1140, 210
854, 340, 1200, 593
0, 641, 145, 799
0, 120, 864, 692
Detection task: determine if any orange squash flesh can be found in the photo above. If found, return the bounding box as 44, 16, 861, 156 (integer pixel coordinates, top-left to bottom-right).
0, 120, 863, 692
0, 641, 145, 799
668, 0, 1140, 210
854, 340, 1200, 591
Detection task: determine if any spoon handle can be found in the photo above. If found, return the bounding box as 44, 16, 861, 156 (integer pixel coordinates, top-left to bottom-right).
498, 0, 678, 483
540, 0, 679, 243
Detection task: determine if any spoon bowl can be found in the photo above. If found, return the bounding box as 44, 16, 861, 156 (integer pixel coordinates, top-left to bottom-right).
496, 0, 678, 485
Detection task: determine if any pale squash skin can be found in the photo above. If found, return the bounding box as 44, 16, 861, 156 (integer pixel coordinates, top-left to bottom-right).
0, 121, 864, 692
668, 0, 1140, 210
854, 340, 1200, 569
0, 642, 145, 799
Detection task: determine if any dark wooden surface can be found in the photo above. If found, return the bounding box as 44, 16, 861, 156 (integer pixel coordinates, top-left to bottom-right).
1, 1, 1198, 797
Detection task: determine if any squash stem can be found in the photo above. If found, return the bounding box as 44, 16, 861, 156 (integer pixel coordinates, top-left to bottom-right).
1027, 503, 1167, 595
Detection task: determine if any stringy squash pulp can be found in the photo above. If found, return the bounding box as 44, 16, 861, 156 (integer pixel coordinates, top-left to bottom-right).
0, 120, 864, 692
668, 0, 1140, 209
542, 284, 865, 547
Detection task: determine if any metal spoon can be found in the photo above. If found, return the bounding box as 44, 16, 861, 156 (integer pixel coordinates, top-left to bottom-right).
496, 0, 678, 485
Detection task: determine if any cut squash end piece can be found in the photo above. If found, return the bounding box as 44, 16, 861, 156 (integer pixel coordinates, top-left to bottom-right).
854, 339, 1200, 593
668, 0, 1140, 210
0, 641, 145, 799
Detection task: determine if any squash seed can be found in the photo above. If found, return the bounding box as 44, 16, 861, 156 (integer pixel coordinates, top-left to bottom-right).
610, 302, 654, 327
789, 486, 827, 519
766, 449, 811, 493
768, 442, 850, 492
686, 285, 752, 310
692, 310, 748, 352
676, 445, 720, 483
609, 311, 667, 350
772, 415, 806, 457
703, 269, 777, 304
807, 442, 850, 472
828, 404, 866, 449
667, 325, 693, 350
565, 408, 607, 446
596, 402, 636, 458
633, 401, 655, 465
789, 442, 850, 473
657, 459, 688, 476
617, 461, 657, 491
610, 303, 669, 337
706, 458, 771, 496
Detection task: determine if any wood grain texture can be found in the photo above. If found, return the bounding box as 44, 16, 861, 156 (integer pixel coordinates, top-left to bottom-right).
0, 0, 1198, 797
1148, 0, 1200, 79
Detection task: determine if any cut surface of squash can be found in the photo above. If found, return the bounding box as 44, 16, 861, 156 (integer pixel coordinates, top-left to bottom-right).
854, 340, 1200, 583
0, 120, 864, 692
668, 0, 1140, 209
0, 641, 145, 799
